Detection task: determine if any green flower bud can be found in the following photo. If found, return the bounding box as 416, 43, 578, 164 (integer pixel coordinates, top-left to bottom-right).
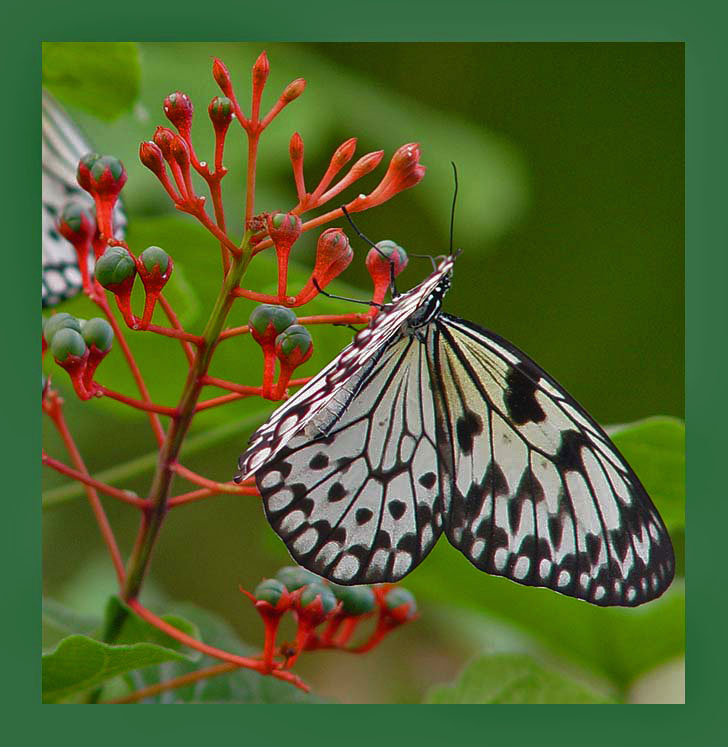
384, 587, 417, 615
254, 578, 287, 606
90, 155, 125, 183
330, 584, 376, 616
95, 246, 137, 288
275, 324, 312, 361
275, 565, 321, 591
140, 246, 171, 275
249, 305, 297, 344
51, 328, 87, 362
43, 313, 82, 345
300, 583, 336, 614
82, 318, 114, 352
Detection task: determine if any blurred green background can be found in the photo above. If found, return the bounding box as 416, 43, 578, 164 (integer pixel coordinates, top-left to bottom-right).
42, 43, 684, 703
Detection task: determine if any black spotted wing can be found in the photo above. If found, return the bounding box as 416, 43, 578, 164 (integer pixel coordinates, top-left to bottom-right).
255, 334, 449, 584
432, 313, 675, 606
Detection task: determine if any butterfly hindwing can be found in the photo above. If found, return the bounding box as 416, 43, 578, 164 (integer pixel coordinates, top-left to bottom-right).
256, 334, 448, 584
433, 313, 675, 606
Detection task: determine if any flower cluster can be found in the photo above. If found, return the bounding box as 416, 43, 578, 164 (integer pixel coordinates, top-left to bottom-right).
242, 566, 417, 673
42, 50, 426, 701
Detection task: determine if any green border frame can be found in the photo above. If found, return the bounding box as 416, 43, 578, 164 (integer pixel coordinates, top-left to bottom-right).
6, 0, 722, 739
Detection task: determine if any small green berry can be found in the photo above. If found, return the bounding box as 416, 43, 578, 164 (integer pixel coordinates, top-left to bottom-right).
330, 584, 376, 616
275, 324, 312, 359
276, 565, 321, 591
51, 328, 87, 362
140, 246, 171, 275
44, 313, 82, 345
95, 246, 136, 288
384, 588, 417, 615
300, 583, 336, 614
249, 305, 297, 341
82, 318, 114, 352
254, 578, 287, 606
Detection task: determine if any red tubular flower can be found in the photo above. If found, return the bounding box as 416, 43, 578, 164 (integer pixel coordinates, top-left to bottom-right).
366, 240, 409, 308
163, 91, 194, 138
266, 212, 303, 298
57, 204, 96, 293
152, 126, 176, 160
293, 228, 353, 305
212, 58, 234, 98
77, 155, 127, 239
350, 143, 426, 210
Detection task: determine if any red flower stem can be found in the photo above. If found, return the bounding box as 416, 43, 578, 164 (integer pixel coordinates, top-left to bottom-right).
94, 386, 179, 417
168, 160, 189, 200
44, 396, 126, 586
42, 453, 146, 509
104, 661, 238, 704
156, 293, 201, 362
218, 314, 369, 341
244, 132, 260, 223
94, 293, 166, 446
194, 391, 253, 412
168, 488, 216, 507
178, 200, 241, 258
146, 322, 203, 346
333, 616, 361, 647
171, 462, 256, 494
232, 287, 293, 303
201, 375, 265, 395
126, 598, 309, 692
209, 179, 231, 274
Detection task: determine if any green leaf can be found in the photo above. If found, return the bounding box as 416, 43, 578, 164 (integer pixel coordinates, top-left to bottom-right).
610, 416, 685, 532
42, 634, 186, 703
103, 596, 200, 655
425, 653, 614, 704
42, 42, 140, 120
42, 598, 100, 651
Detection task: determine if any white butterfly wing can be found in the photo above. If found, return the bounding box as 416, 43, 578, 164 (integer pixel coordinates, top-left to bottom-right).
255, 334, 448, 584
433, 313, 675, 606
42, 91, 126, 307
235, 255, 457, 481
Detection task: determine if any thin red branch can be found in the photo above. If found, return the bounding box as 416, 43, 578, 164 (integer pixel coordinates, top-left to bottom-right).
171, 463, 258, 495
126, 598, 309, 691
194, 392, 253, 412
104, 661, 238, 704
42, 453, 146, 509
44, 396, 126, 586
95, 386, 179, 417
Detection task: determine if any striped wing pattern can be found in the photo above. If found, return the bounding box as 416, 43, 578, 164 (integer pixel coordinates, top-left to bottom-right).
42, 91, 125, 307
239, 255, 675, 606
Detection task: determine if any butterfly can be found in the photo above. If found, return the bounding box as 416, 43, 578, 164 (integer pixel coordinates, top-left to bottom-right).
235, 251, 675, 607
42, 90, 126, 307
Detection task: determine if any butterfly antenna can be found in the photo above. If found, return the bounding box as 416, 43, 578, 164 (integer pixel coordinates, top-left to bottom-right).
341, 205, 398, 298
312, 277, 384, 309
449, 162, 459, 255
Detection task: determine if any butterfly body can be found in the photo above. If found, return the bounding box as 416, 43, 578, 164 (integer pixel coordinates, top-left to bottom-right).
236, 254, 674, 606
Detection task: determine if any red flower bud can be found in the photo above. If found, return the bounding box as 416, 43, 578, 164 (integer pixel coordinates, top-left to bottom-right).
163, 91, 194, 135
294, 228, 353, 305
208, 96, 233, 131
289, 132, 304, 161
350, 150, 385, 179
266, 212, 302, 253
153, 126, 176, 160
169, 134, 191, 169
139, 140, 166, 177
80, 155, 127, 198
366, 240, 409, 307
352, 143, 425, 210
212, 58, 234, 97
282, 77, 306, 102
252, 50, 270, 89
57, 203, 96, 293
333, 137, 357, 167
76, 153, 101, 192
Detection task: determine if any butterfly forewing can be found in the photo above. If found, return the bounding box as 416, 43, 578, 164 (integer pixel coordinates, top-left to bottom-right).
433, 314, 675, 606
235, 255, 457, 481
239, 253, 674, 606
